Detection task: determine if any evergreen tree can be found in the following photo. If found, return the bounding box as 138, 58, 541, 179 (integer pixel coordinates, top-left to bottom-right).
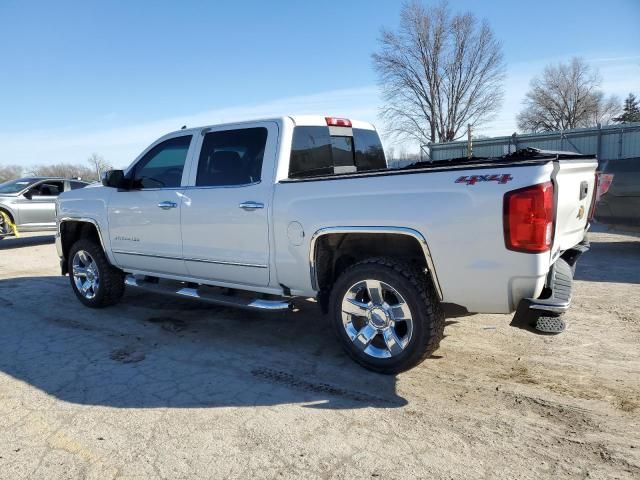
614, 93, 640, 123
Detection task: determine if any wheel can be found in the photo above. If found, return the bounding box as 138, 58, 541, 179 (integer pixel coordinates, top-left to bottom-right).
329, 257, 445, 374
0, 210, 14, 238
68, 238, 125, 308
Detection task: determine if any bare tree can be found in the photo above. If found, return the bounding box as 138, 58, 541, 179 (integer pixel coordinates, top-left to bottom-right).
26, 163, 97, 181
87, 153, 112, 180
517, 57, 621, 132
0, 165, 24, 183
372, 1, 505, 144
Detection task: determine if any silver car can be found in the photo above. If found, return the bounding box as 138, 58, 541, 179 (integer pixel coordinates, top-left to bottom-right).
0, 177, 90, 236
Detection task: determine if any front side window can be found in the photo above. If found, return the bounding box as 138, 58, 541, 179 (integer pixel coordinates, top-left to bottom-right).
30, 181, 64, 197
196, 127, 268, 187
132, 135, 192, 189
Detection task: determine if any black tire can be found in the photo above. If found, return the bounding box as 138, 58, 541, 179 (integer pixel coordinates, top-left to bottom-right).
68, 238, 125, 308
329, 257, 445, 374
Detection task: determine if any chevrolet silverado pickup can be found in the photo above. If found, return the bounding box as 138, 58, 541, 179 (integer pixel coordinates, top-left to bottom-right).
55, 115, 598, 373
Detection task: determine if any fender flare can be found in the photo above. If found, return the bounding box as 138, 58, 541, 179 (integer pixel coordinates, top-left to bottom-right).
308, 226, 443, 300
58, 217, 108, 254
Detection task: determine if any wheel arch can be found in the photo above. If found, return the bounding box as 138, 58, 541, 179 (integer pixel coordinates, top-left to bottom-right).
309, 227, 443, 302
0, 204, 16, 224
59, 218, 108, 273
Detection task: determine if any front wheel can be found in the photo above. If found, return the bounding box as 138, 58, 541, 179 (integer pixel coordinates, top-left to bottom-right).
329, 257, 444, 374
68, 239, 125, 308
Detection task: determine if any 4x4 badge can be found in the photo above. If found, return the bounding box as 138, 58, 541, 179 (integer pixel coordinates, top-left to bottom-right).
455, 174, 513, 185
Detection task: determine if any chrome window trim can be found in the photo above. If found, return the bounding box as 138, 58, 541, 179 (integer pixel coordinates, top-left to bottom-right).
58, 217, 106, 253
308, 226, 443, 300
184, 180, 262, 190
120, 187, 185, 192
113, 250, 268, 269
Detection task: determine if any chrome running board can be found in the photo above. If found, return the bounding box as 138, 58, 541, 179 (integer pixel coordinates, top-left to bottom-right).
124, 275, 292, 311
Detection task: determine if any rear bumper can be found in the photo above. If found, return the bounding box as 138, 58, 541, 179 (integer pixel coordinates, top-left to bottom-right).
513, 239, 589, 323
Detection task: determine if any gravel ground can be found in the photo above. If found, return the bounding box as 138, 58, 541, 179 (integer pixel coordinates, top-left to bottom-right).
0, 230, 638, 479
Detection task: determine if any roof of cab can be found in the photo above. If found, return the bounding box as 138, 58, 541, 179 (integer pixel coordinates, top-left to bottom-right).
168, 115, 377, 137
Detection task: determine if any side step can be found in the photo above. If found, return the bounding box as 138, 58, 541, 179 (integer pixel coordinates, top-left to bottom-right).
124, 275, 293, 311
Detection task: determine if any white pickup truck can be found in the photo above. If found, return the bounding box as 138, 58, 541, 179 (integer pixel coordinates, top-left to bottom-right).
56, 115, 597, 373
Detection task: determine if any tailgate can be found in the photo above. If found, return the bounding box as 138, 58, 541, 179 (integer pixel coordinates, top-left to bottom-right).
552, 159, 598, 253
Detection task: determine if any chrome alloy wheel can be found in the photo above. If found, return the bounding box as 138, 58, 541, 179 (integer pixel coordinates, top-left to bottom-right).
341, 279, 413, 359
72, 250, 100, 300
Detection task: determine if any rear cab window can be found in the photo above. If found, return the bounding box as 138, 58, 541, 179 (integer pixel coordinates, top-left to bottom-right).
289, 124, 386, 179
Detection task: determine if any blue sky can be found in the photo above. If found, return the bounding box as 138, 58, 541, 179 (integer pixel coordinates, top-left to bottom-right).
1, 0, 638, 166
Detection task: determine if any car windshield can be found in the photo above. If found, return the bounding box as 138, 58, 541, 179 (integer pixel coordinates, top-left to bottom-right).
0, 178, 39, 194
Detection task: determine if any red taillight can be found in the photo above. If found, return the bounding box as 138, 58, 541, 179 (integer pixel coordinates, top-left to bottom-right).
325, 116, 352, 127
504, 181, 555, 253
596, 173, 613, 201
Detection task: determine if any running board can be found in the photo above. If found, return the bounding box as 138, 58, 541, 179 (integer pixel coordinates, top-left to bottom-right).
124, 275, 293, 311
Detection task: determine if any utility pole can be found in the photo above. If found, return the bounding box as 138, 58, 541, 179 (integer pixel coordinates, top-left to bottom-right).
467, 124, 473, 159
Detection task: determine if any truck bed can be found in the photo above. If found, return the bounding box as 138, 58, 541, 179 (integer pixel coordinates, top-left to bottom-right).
273, 149, 597, 314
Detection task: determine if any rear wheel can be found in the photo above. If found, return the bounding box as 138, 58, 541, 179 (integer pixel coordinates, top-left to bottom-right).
68, 239, 125, 308
329, 257, 444, 374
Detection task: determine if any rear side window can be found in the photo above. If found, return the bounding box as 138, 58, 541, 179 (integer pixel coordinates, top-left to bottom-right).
69, 181, 88, 190
196, 127, 268, 187
289, 126, 386, 178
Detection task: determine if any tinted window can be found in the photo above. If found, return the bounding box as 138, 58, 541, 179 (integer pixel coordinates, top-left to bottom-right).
331, 136, 356, 173
70, 181, 88, 190
353, 128, 386, 171
31, 181, 64, 197
133, 135, 192, 189
289, 126, 333, 178
196, 128, 268, 187
289, 126, 386, 178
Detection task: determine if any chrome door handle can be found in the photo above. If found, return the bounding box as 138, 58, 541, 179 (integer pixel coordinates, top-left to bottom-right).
239, 201, 264, 211
157, 201, 178, 210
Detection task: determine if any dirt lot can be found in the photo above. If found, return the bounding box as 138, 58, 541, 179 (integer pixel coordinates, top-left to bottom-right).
0, 230, 638, 479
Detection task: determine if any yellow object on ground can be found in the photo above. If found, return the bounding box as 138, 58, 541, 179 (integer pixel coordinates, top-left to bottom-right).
0, 210, 19, 238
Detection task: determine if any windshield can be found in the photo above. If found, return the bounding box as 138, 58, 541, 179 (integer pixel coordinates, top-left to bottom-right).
0, 178, 39, 194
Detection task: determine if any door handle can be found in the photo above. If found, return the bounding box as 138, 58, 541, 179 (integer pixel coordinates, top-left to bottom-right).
239, 201, 264, 211
157, 201, 178, 210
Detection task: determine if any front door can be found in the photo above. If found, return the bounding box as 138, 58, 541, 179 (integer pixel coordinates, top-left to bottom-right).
16, 180, 64, 228
108, 134, 194, 276
180, 123, 277, 287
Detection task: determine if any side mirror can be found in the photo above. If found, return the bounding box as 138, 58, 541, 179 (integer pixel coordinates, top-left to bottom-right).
23, 190, 33, 200
102, 170, 126, 189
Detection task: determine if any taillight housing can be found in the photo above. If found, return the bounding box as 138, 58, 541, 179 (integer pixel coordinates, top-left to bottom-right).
589, 172, 612, 220
325, 116, 352, 127
503, 181, 555, 253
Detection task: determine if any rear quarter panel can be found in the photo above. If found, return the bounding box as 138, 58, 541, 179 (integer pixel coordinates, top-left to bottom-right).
273, 163, 556, 313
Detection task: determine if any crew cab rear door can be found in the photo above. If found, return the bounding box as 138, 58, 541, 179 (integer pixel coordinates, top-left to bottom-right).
179, 122, 278, 287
